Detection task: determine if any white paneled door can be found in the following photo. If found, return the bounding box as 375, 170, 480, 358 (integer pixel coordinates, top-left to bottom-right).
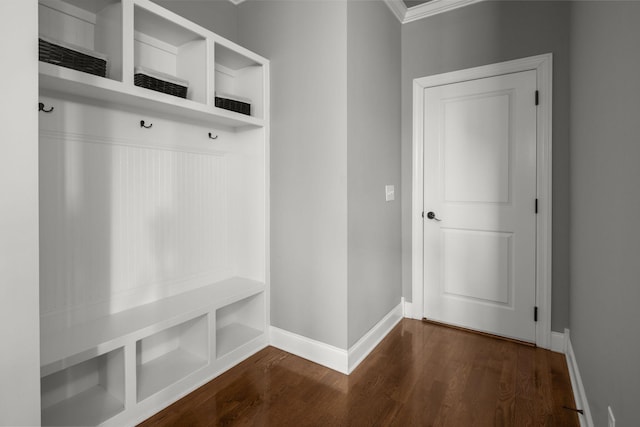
423, 70, 537, 343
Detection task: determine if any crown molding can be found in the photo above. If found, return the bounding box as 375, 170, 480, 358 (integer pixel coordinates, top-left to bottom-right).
384, 0, 408, 22
405, 0, 484, 23
233, 0, 482, 22
384, 0, 484, 24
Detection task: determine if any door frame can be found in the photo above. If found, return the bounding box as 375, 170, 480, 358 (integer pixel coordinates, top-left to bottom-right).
411, 54, 553, 348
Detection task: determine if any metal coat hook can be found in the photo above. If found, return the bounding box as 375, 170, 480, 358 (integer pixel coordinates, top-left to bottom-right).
39, 102, 54, 113
208, 132, 218, 140
140, 120, 152, 129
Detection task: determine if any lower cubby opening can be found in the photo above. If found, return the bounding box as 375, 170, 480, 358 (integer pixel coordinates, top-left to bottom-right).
41, 347, 125, 427
136, 314, 209, 402
216, 292, 264, 358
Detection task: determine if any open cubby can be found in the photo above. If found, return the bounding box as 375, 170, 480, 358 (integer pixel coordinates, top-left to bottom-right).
214, 43, 264, 120
38, 0, 123, 81
216, 292, 265, 358
136, 314, 209, 402
134, 4, 208, 103
41, 347, 125, 427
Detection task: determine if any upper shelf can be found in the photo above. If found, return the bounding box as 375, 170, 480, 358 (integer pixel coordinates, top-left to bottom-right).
39, 62, 265, 129
38, 0, 268, 130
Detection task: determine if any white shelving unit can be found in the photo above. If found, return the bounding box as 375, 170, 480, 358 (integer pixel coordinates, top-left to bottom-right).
40, 279, 268, 425
39, 278, 268, 425
38, 0, 267, 130
37, 0, 269, 425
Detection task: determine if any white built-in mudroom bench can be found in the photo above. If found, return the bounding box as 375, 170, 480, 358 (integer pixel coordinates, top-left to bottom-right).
37, 0, 269, 425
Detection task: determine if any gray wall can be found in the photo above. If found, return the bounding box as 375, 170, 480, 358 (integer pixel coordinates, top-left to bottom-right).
569, 3, 640, 426
401, 1, 571, 332
154, 0, 239, 43
238, 1, 350, 348
238, 0, 402, 349
0, 1, 41, 424
346, 0, 402, 347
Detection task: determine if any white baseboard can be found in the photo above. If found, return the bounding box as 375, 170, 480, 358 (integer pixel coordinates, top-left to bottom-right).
269, 325, 349, 374
348, 303, 403, 373
402, 297, 414, 319
270, 302, 403, 375
564, 329, 594, 427
551, 330, 566, 353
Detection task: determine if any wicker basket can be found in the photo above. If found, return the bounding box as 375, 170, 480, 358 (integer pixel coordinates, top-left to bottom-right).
215, 95, 251, 116
134, 67, 188, 99
39, 37, 107, 77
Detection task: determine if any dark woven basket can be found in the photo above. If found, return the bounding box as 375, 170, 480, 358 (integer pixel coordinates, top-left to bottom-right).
39, 38, 107, 77
134, 73, 188, 99
215, 96, 251, 116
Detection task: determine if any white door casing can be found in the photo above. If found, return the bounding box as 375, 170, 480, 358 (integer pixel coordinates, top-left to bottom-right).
411, 54, 553, 348
423, 70, 536, 342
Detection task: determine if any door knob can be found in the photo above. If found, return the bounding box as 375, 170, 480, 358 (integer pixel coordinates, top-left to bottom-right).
426, 211, 442, 221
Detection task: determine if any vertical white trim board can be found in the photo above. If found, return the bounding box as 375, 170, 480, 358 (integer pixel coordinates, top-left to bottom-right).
565, 330, 594, 427
270, 302, 403, 375
411, 53, 553, 348
551, 331, 565, 354
402, 297, 413, 319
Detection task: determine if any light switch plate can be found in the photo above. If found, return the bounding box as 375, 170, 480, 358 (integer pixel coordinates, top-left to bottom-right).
385, 185, 395, 201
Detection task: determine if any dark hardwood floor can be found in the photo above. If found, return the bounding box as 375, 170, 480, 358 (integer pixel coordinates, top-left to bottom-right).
139, 319, 579, 426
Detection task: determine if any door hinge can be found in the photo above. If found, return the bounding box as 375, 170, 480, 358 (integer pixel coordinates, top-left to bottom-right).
422, 211, 424, 219
535, 90, 539, 106
535, 198, 539, 214
534, 306, 538, 322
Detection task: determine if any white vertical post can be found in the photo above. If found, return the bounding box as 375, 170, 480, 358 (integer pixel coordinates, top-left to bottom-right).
0, 0, 41, 424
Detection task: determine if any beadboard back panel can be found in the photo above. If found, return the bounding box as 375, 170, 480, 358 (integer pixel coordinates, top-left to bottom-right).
38, 96, 265, 325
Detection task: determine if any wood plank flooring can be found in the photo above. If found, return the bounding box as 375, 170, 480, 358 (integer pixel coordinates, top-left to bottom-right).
138, 319, 579, 426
